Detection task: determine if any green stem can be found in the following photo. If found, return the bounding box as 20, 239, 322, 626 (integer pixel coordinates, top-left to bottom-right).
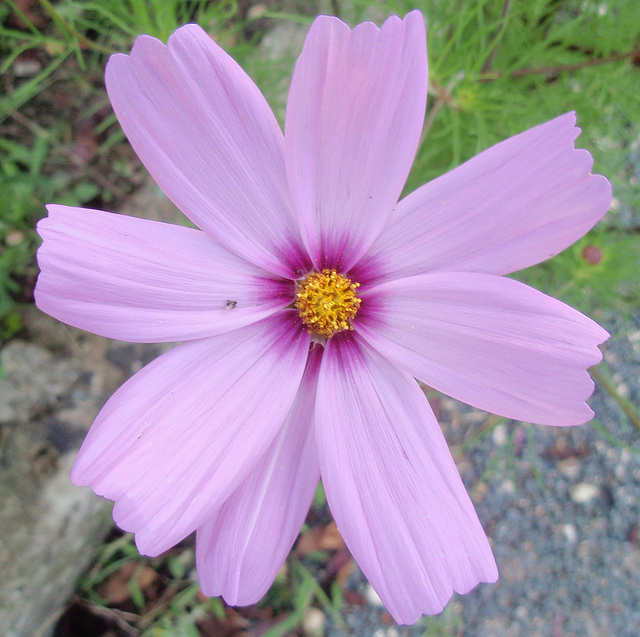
592, 365, 640, 433
480, 48, 639, 82
261, 577, 313, 637
294, 560, 347, 630
38, 0, 115, 55
590, 419, 640, 454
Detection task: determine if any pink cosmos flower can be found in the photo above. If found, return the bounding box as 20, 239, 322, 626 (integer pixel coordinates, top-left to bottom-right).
35, 10, 610, 624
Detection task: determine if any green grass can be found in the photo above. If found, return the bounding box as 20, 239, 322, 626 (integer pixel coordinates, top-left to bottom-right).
0, 0, 257, 340
2, 0, 639, 633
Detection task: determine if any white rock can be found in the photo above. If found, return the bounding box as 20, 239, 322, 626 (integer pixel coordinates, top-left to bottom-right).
492, 423, 508, 446
627, 329, 640, 343
302, 607, 325, 637
563, 523, 578, 543
570, 483, 600, 503
557, 458, 581, 480
373, 629, 399, 637
499, 479, 516, 494
365, 583, 384, 606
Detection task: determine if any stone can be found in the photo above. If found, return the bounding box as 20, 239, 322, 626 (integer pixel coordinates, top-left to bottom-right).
0, 171, 175, 636
570, 483, 601, 504
0, 328, 123, 637
364, 583, 384, 607
0, 340, 80, 425
301, 607, 325, 637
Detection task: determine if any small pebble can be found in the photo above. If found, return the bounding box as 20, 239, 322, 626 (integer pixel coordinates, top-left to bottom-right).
302, 607, 325, 637
557, 458, 581, 479
492, 423, 508, 446
13, 58, 41, 77
373, 629, 399, 637
563, 523, 578, 543
627, 329, 640, 343
570, 483, 600, 504
247, 3, 268, 19
499, 479, 515, 494
365, 583, 384, 606
616, 382, 630, 398
4, 230, 24, 246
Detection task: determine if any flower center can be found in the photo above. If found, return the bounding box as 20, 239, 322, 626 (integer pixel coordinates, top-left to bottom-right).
295, 269, 361, 337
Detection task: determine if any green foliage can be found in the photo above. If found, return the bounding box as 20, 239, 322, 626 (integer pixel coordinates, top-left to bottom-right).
0, 0, 255, 339
403, 0, 638, 184
339, 0, 640, 318
74, 530, 346, 635
0, 128, 103, 338
513, 229, 640, 315
417, 601, 464, 636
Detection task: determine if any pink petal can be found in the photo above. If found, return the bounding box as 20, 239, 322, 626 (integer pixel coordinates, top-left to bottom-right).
35, 205, 293, 342
106, 25, 308, 278
196, 345, 322, 605
356, 113, 611, 283
357, 273, 609, 426
71, 312, 310, 556
315, 335, 497, 624
285, 11, 427, 271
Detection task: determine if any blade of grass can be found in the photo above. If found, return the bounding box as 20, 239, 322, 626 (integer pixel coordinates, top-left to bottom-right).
38, 0, 116, 54
0, 53, 70, 121
592, 365, 640, 433
294, 559, 347, 630
261, 577, 313, 637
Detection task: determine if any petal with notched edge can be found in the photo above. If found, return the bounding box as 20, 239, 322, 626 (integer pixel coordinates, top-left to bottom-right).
315, 335, 497, 624
357, 272, 608, 426
285, 11, 427, 272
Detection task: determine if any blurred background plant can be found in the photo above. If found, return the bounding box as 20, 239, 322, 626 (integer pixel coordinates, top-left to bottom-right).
1, 0, 639, 634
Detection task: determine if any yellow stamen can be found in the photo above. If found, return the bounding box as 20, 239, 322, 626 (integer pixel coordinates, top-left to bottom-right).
295, 269, 362, 337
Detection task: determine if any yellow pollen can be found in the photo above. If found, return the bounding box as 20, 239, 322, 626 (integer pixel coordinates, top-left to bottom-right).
295, 269, 362, 337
